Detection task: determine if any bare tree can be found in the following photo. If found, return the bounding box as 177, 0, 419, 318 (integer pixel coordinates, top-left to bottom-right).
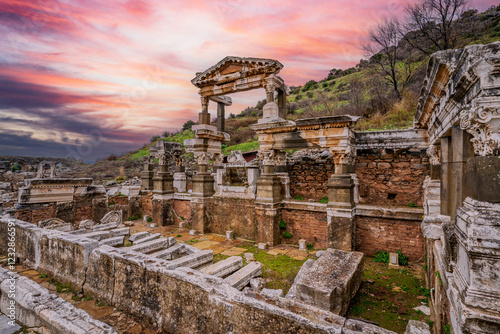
402, 0, 470, 55
363, 17, 417, 99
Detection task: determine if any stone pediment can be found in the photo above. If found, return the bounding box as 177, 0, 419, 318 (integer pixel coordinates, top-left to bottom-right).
192, 56, 283, 88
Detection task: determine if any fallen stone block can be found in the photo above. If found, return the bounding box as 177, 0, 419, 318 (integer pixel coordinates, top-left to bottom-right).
128, 231, 150, 242
250, 278, 264, 291
166, 250, 213, 270
100, 236, 125, 247
110, 227, 130, 237
285, 248, 364, 315
343, 319, 397, 334
405, 320, 431, 334
258, 243, 267, 250
128, 237, 169, 254
201, 256, 243, 277
92, 222, 121, 231
225, 261, 262, 291
133, 233, 161, 245
80, 230, 112, 241
150, 244, 186, 260
262, 288, 284, 297
226, 231, 234, 240
68, 229, 89, 235
189, 229, 199, 236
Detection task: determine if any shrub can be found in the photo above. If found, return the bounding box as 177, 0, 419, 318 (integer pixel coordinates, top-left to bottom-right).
306, 243, 314, 250
283, 231, 292, 239
319, 196, 328, 203
373, 250, 389, 263
306, 91, 314, 99
176, 234, 182, 237
398, 250, 409, 266
408, 202, 418, 207
293, 195, 305, 201
443, 325, 451, 334
279, 219, 287, 230
147, 217, 153, 222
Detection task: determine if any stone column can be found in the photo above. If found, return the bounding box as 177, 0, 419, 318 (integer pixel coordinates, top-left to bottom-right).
198, 96, 211, 125
140, 157, 154, 193
327, 147, 356, 251
440, 137, 452, 216
450, 126, 474, 221
216, 102, 225, 132
255, 149, 282, 246
427, 144, 441, 180
152, 153, 175, 226
191, 152, 215, 234
277, 88, 287, 120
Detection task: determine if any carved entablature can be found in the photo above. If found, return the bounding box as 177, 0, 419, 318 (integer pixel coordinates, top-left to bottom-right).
191, 56, 286, 97
257, 149, 276, 166
460, 102, 500, 156
414, 42, 500, 145
427, 145, 441, 165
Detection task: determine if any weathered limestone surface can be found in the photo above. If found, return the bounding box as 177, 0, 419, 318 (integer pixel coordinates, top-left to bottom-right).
201, 256, 243, 277
225, 261, 263, 291
0, 267, 116, 333
404, 320, 430, 334
286, 248, 364, 315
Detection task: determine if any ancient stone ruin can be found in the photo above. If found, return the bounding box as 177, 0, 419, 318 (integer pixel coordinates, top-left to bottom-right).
0, 45, 499, 333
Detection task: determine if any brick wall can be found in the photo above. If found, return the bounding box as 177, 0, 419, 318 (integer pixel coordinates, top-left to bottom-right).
281, 209, 328, 249
288, 152, 334, 201
355, 149, 429, 206
15, 203, 57, 224
141, 195, 153, 217
174, 199, 191, 222
206, 198, 256, 240
355, 216, 424, 260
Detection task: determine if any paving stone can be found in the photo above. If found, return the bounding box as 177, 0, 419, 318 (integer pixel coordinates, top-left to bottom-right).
225, 262, 262, 291
267, 248, 289, 256
221, 247, 247, 256
192, 240, 220, 250
201, 256, 243, 277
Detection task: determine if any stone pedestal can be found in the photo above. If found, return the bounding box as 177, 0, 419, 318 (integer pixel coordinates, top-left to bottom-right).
153, 167, 174, 195
152, 196, 174, 226
141, 164, 154, 192
255, 172, 282, 246
327, 173, 355, 251
173, 172, 187, 193
190, 169, 215, 234
192, 172, 215, 198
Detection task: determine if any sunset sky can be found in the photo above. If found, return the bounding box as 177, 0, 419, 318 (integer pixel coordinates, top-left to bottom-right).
0, 0, 497, 161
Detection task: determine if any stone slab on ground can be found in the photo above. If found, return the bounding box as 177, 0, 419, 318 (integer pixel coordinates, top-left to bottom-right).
405, 320, 430, 334
128, 237, 168, 253
150, 244, 185, 260
100, 236, 125, 247
225, 262, 263, 290
166, 250, 213, 270
285, 248, 364, 315
267, 248, 289, 256
201, 256, 243, 277
287, 249, 308, 261
133, 233, 161, 245
0, 313, 21, 334
128, 231, 150, 242
221, 247, 247, 256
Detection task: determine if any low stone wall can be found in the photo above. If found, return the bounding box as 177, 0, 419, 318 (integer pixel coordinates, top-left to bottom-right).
355, 206, 425, 260
0, 215, 403, 334
173, 199, 191, 222
0, 267, 116, 333
281, 202, 328, 249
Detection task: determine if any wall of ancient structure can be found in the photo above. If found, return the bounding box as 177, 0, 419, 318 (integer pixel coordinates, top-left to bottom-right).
287, 150, 334, 201
205, 197, 256, 239
355, 149, 429, 206
173, 198, 191, 221
281, 202, 328, 249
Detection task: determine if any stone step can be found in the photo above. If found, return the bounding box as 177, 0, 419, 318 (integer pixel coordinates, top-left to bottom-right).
166, 250, 213, 270
128, 238, 169, 254
133, 233, 161, 245
201, 256, 243, 278
150, 244, 186, 260
128, 231, 151, 243
93, 222, 121, 231
225, 262, 262, 291
100, 236, 125, 247
111, 227, 130, 237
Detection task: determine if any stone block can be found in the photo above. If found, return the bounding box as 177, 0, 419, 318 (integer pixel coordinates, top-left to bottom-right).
465, 156, 500, 203
150, 244, 186, 260
132, 233, 160, 245
226, 230, 234, 240
128, 237, 168, 254
201, 256, 243, 277
166, 250, 213, 270
262, 288, 284, 297
258, 243, 268, 250
189, 229, 199, 236
250, 278, 265, 291
179, 221, 187, 229
100, 236, 125, 247
405, 320, 430, 334
299, 239, 307, 250
225, 262, 262, 290
128, 231, 150, 242
285, 248, 364, 315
